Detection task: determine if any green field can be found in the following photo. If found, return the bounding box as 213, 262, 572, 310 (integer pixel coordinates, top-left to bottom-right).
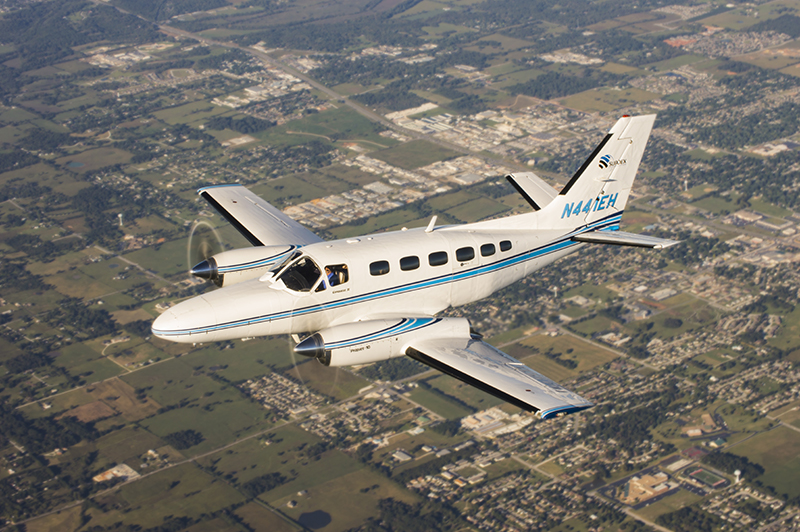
644, 54, 707, 72
265, 106, 387, 146
57, 147, 132, 172
601, 62, 640, 74
749, 198, 791, 218
520, 334, 619, 374
520, 353, 578, 382
692, 195, 736, 214
407, 387, 473, 419
633, 489, 705, 521
152, 100, 228, 125
427, 374, 503, 411
563, 284, 619, 304
235, 502, 296, 532
569, 315, 621, 336
472, 34, 532, 52
188, 338, 292, 380
140, 398, 272, 456
687, 467, 726, 487
446, 197, 509, 222
372, 140, 460, 170
94, 426, 165, 464
764, 305, 800, 352
561, 87, 660, 113
737, 50, 800, 70
731, 426, 800, 498
84, 464, 245, 530
698, 9, 765, 30
275, 467, 418, 531
123, 237, 193, 278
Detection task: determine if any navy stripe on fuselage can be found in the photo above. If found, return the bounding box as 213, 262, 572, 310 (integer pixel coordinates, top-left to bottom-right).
217, 246, 296, 274
153, 212, 623, 336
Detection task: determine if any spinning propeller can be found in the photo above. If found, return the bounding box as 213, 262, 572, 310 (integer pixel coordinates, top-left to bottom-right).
187, 221, 224, 286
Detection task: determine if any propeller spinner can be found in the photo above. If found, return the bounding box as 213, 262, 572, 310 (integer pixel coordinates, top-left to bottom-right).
187, 221, 223, 286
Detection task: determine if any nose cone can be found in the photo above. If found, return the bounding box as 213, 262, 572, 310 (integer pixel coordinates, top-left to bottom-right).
152, 296, 216, 343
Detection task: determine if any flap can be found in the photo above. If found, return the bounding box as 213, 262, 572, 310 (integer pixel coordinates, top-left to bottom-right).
199, 184, 322, 247
572, 230, 679, 249
506, 172, 558, 211
406, 337, 592, 419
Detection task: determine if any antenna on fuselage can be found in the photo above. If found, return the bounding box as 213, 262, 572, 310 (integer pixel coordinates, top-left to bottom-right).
425, 215, 437, 233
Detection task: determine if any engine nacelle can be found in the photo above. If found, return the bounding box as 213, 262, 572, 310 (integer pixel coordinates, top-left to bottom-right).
191, 245, 295, 287
294, 317, 472, 367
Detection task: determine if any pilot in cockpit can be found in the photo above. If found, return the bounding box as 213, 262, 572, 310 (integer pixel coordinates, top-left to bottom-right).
325, 266, 337, 287
325, 264, 348, 287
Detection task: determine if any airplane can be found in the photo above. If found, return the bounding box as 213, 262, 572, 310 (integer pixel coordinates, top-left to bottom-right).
152, 114, 677, 420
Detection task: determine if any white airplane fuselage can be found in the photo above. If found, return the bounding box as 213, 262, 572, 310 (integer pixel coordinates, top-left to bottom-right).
152, 210, 621, 345
152, 115, 670, 417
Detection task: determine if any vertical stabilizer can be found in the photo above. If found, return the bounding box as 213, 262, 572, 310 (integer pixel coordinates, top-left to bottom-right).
539, 115, 656, 231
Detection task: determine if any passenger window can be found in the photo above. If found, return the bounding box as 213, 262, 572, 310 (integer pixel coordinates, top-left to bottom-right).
370, 260, 390, 276
429, 251, 448, 267
400, 256, 420, 271
500, 240, 512, 252
277, 256, 321, 292
456, 247, 474, 262
324, 264, 349, 287
480, 243, 496, 257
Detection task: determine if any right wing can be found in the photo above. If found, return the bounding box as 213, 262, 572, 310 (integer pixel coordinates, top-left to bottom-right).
407, 336, 592, 419
199, 184, 322, 247
573, 229, 679, 249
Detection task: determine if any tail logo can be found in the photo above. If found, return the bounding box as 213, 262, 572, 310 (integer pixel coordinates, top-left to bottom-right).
598, 154, 626, 169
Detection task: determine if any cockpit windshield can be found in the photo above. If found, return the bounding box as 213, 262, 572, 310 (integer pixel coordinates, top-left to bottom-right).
276, 255, 321, 292
271, 250, 302, 275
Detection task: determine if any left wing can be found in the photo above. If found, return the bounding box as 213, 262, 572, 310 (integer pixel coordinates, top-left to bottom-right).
407, 337, 592, 419
199, 184, 322, 247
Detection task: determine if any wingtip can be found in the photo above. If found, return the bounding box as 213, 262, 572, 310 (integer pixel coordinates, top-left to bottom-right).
655, 239, 681, 249
539, 403, 594, 420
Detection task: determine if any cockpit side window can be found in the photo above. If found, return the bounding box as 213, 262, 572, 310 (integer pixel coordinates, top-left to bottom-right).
324, 264, 349, 287
277, 256, 321, 292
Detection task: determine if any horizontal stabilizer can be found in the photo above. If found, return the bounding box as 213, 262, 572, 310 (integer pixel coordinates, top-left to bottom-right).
506, 172, 558, 211
573, 230, 679, 249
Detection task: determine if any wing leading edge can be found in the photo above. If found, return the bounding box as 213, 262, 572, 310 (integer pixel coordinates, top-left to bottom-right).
199, 184, 322, 247
406, 337, 592, 419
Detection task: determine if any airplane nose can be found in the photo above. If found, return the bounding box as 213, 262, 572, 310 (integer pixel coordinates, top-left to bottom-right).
152, 296, 216, 343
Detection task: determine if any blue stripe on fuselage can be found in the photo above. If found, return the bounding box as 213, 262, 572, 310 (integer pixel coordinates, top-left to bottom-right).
154, 212, 623, 336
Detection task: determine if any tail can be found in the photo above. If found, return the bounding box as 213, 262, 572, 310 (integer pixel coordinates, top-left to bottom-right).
539, 114, 656, 231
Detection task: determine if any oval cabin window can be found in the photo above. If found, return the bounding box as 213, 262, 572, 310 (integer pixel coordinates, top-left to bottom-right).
500, 240, 512, 252
370, 260, 390, 276
400, 256, 420, 271
480, 243, 496, 257
428, 251, 448, 267
456, 247, 474, 262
